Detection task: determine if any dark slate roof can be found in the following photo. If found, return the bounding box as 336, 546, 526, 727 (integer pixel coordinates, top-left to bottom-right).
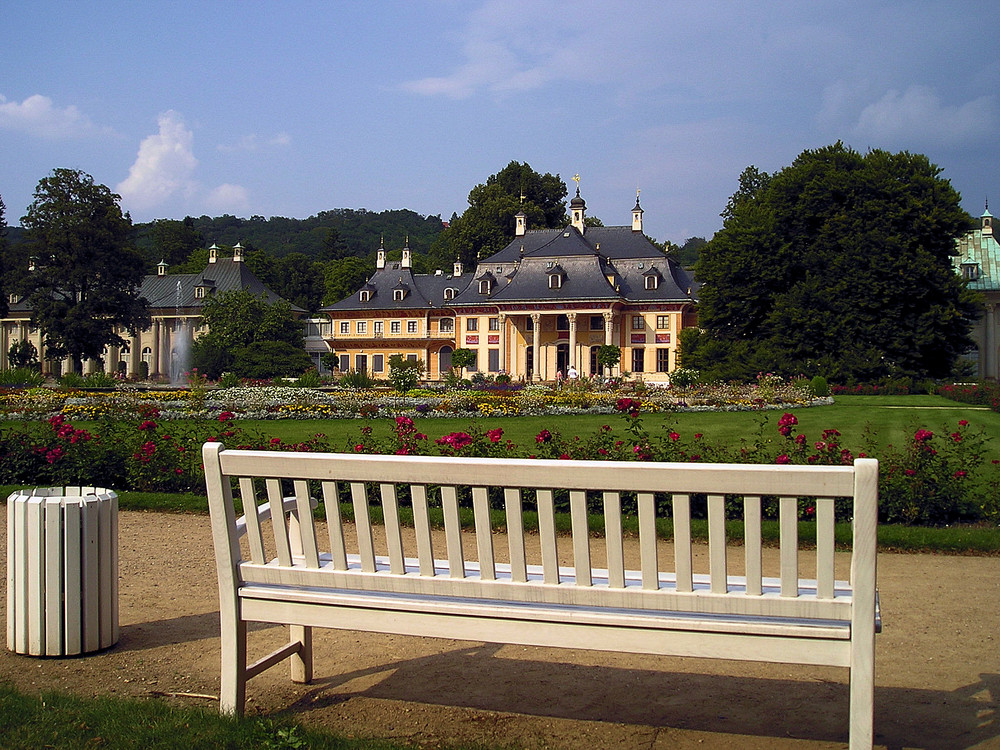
139, 257, 304, 312
449, 223, 698, 306
321, 261, 464, 312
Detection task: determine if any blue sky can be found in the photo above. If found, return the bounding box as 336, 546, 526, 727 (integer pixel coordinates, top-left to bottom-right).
2, 1, 997, 246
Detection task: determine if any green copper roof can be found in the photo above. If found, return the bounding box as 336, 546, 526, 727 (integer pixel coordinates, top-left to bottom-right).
954, 213, 1000, 291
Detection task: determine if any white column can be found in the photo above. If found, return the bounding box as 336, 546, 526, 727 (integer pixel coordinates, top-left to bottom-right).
498, 313, 507, 373
152, 320, 161, 376
988, 304, 997, 380
568, 312, 578, 370
531, 313, 541, 381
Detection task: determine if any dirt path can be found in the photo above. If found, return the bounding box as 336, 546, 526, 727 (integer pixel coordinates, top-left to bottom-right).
2, 508, 999, 749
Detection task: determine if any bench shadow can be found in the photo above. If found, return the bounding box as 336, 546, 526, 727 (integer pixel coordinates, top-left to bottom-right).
284, 645, 999, 750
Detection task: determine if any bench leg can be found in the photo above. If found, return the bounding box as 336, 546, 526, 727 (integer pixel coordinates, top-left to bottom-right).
220, 618, 247, 715
849, 629, 875, 749
290, 624, 313, 683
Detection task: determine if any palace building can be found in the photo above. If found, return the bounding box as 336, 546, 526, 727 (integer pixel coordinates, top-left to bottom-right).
0, 242, 302, 377
321, 190, 699, 382
954, 204, 1000, 379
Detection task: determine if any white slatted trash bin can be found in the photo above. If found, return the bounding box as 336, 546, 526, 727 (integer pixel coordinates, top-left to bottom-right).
6, 487, 119, 656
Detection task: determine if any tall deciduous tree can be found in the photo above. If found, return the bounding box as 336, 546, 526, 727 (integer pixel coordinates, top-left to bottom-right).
16, 169, 150, 372
429, 161, 568, 270
687, 144, 979, 382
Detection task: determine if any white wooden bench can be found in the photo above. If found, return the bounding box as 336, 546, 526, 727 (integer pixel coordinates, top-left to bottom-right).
204, 443, 880, 749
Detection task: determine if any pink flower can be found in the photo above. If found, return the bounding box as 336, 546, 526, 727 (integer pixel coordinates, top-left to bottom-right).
535, 429, 552, 444
914, 429, 934, 443
218, 411, 235, 422
270, 437, 281, 445
776, 454, 791, 464
487, 428, 504, 443
953, 470, 967, 479
559, 453, 570, 460
905, 469, 916, 476
959, 420, 969, 427
138, 420, 158, 431
669, 432, 680, 441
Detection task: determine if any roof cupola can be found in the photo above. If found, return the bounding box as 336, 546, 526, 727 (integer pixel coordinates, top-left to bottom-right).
632, 190, 644, 233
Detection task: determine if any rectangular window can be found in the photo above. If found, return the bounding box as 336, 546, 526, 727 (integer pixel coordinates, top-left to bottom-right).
356, 321, 367, 334
338, 354, 350, 372
656, 348, 670, 372
631, 316, 645, 330
355, 354, 367, 373
488, 349, 500, 372
632, 348, 645, 373
407, 320, 418, 334
390, 321, 401, 334
525, 316, 534, 331
590, 315, 604, 331
466, 318, 478, 332
656, 315, 670, 330
406, 354, 417, 362
374, 321, 383, 335
372, 354, 384, 373
440, 318, 454, 332
488, 317, 500, 331
340, 321, 349, 334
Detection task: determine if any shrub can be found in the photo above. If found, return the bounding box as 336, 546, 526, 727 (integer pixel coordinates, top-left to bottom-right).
670, 367, 700, 389
809, 375, 829, 397
339, 369, 375, 389
137, 361, 149, 380
0, 367, 45, 387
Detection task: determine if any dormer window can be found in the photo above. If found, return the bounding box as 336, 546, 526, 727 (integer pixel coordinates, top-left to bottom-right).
393, 289, 405, 301
444, 287, 456, 301
8, 293, 18, 305
479, 279, 492, 294
360, 290, 371, 302
961, 262, 980, 281
643, 267, 661, 290
645, 275, 658, 290
547, 264, 565, 289
194, 286, 206, 299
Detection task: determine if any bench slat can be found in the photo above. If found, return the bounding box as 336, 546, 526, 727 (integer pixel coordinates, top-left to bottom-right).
320, 481, 348, 570
603, 492, 625, 589
380, 484, 405, 575
570, 490, 591, 587
638, 492, 657, 591
349, 482, 376, 573
238, 479, 266, 564
780, 496, 799, 597
236, 558, 855, 620
817, 497, 835, 599
472, 487, 495, 581
440, 485, 464, 578
293, 480, 320, 568
410, 485, 435, 577
708, 494, 727, 594
672, 494, 693, 593
266, 479, 293, 567
744, 496, 762, 596
537, 489, 559, 585
504, 488, 527, 583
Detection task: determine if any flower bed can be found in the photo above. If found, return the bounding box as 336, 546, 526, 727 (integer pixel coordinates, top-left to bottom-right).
0, 379, 824, 422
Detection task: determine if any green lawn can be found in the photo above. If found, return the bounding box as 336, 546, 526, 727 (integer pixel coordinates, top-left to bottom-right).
209, 394, 1000, 455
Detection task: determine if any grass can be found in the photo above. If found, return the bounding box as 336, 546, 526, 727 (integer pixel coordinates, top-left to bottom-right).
0, 682, 411, 750
4, 395, 1000, 553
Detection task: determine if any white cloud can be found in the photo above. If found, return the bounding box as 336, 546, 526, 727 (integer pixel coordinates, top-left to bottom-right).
204, 183, 250, 214
116, 111, 198, 212
853, 85, 998, 147
0, 93, 111, 138
217, 131, 292, 153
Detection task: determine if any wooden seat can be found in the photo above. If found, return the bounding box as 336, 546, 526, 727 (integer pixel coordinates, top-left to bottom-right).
204, 445, 879, 749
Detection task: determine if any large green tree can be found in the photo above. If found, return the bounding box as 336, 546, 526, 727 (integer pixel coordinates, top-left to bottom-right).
687, 144, 979, 382
191, 289, 306, 378
15, 169, 150, 372
429, 161, 568, 270
145, 217, 205, 269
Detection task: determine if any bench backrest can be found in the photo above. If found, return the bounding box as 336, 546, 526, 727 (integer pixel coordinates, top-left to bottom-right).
204, 444, 878, 623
